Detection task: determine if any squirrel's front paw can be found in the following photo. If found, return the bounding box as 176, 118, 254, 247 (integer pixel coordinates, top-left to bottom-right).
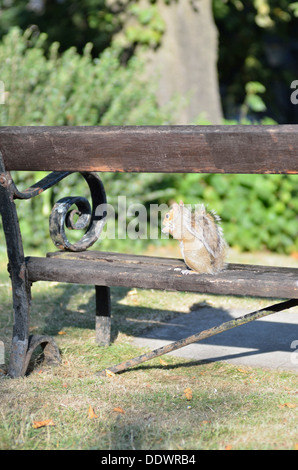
174, 267, 198, 275
174, 267, 197, 275
181, 269, 197, 275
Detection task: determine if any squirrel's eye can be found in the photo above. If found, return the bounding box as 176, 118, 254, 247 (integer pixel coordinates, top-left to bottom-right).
165, 213, 169, 218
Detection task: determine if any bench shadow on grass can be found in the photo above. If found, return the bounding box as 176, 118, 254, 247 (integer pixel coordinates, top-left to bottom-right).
36, 283, 298, 372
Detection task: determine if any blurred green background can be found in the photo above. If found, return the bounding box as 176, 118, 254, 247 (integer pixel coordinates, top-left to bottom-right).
0, 1, 297, 256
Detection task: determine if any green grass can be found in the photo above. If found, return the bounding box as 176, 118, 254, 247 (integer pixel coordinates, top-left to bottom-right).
0, 250, 297, 450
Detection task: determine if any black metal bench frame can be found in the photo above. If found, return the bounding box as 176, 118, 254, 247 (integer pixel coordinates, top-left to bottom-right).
0, 125, 297, 378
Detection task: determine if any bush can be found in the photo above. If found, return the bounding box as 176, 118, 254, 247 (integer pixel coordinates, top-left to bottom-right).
0, 27, 173, 126
169, 173, 298, 254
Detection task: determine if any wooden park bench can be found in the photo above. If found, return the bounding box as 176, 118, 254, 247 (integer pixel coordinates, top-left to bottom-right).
0, 126, 297, 378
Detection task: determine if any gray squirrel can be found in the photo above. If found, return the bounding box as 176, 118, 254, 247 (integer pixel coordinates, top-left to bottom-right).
162, 201, 227, 274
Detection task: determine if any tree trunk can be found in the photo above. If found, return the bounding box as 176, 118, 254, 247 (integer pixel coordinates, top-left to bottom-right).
148, 0, 223, 124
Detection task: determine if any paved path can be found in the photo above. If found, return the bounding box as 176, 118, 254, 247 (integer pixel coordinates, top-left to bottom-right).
133, 303, 298, 372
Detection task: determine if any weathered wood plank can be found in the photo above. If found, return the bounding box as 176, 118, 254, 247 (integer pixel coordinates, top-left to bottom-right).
47, 250, 298, 275
1, 126, 298, 174
26, 252, 298, 299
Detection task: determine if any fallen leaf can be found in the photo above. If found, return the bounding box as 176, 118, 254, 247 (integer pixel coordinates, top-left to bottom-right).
105, 369, 116, 377
127, 289, 138, 296
237, 368, 249, 374
29, 326, 38, 332
183, 387, 193, 400
88, 405, 98, 419
32, 419, 55, 429
58, 330, 66, 335
294, 443, 298, 450
225, 445, 232, 450
113, 407, 125, 414
278, 403, 296, 409
159, 358, 168, 366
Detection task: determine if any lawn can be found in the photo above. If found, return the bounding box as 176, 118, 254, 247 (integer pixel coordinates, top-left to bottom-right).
0, 248, 297, 450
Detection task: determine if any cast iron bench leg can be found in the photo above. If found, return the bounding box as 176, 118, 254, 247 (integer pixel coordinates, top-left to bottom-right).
95, 285, 111, 346
0, 155, 61, 377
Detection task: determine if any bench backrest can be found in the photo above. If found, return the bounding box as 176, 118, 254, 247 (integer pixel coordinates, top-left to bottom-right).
0, 125, 297, 174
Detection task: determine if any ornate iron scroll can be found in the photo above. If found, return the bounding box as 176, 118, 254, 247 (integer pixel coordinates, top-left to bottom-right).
10, 170, 107, 252
49, 172, 107, 251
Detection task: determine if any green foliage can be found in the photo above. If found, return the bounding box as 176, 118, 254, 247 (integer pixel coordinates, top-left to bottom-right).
0, 28, 296, 257
0, 27, 172, 126
141, 172, 297, 255
289, 2, 298, 17
0, 27, 175, 253
9, 171, 298, 256
239, 81, 267, 121
0, 0, 117, 56
0, 0, 166, 58
122, 3, 166, 48
212, 0, 298, 123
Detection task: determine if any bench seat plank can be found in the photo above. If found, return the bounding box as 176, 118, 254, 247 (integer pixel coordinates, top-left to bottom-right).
25, 251, 298, 299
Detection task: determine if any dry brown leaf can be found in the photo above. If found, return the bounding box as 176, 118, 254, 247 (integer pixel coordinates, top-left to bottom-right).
58, 330, 66, 335
113, 407, 125, 414
225, 445, 232, 450
294, 443, 298, 450
237, 367, 250, 374
88, 405, 98, 419
32, 419, 55, 429
29, 325, 38, 332
278, 403, 296, 409
184, 387, 193, 400
159, 358, 168, 366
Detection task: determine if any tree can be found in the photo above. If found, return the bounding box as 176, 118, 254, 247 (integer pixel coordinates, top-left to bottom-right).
144, 0, 223, 124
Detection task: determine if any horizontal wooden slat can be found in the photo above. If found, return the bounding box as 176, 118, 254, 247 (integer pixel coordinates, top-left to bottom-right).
1, 125, 298, 174
25, 251, 298, 299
